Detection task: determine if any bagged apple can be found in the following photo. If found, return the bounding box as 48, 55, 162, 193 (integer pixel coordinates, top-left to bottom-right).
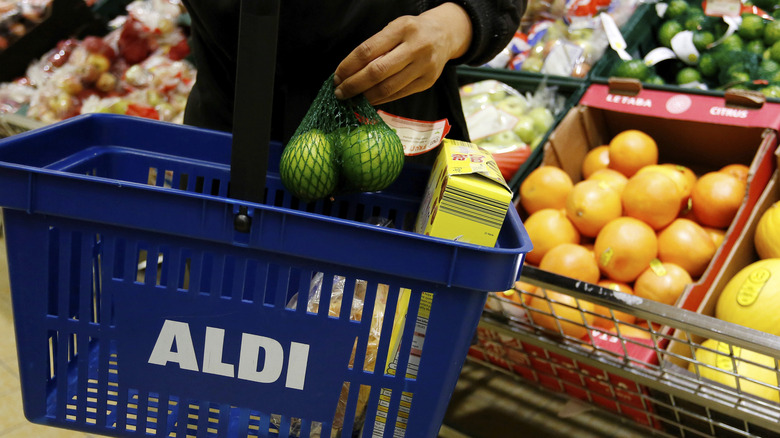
459, 79, 566, 181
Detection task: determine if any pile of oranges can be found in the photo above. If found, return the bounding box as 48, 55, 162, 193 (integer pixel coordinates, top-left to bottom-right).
513, 129, 748, 338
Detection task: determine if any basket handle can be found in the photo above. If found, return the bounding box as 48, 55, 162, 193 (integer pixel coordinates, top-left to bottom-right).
230, 0, 280, 231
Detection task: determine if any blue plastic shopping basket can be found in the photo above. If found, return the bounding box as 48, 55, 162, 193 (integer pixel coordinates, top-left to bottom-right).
0, 2, 530, 437
0, 115, 530, 437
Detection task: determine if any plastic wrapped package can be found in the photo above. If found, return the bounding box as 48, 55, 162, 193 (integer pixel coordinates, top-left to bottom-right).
0, 0, 53, 51
2, 0, 194, 124
0, 78, 35, 113
459, 79, 567, 181
488, 0, 640, 77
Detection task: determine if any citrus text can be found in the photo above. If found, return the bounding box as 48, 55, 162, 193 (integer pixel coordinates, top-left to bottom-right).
709, 106, 749, 119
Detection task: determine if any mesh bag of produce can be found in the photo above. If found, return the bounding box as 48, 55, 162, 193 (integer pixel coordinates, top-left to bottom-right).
279, 75, 404, 202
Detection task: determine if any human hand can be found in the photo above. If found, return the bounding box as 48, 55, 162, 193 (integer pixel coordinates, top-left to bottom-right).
333, 2, 472, 106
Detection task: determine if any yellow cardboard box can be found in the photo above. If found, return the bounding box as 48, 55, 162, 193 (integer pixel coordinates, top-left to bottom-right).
415, 139, 512, 247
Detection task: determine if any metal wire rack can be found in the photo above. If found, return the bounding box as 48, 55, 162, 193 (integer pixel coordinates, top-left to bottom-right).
469, 265, 780, 438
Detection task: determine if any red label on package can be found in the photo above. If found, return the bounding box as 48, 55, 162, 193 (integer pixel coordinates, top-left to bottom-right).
377, 110, 451, 156
702, 0, 741, 17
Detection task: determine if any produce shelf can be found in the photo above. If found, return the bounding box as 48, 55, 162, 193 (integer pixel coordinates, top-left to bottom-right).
472, 265, 780, 437
0, 0, 95, 82
455, 67, 587, 198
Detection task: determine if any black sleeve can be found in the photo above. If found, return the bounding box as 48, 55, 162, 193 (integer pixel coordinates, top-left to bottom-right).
439, 0, 526, 67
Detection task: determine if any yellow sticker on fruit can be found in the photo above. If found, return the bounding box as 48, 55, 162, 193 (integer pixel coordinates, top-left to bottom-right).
715, 341, 739, 371
736, 267, 771, 307
650, 258, 667, 276
599, 247, 614, 267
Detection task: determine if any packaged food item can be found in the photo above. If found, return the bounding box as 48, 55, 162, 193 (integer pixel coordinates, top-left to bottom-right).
0, 0, 53, 52
1, 0, 195, 125
415, 139, 513, 248
487, 0, 640, 78
459, 79, 566, 180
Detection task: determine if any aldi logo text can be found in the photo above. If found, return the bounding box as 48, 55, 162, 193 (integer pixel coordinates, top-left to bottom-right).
148, 320, 310, 390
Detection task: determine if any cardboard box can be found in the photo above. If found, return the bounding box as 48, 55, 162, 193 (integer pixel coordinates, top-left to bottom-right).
415, 139, 512, 247
665, 152, 780, 370
531, 84, 779, 316
474, 83, 779, 429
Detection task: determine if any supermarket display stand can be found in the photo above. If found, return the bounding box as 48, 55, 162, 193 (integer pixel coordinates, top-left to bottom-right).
471, 265, 780, 437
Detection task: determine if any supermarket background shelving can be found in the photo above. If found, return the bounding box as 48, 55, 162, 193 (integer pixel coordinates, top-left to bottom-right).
3, 0, 780, 437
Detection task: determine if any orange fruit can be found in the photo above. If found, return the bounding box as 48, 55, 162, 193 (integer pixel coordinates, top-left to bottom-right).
538, 243, 600, 284
637, 164, 693, 205
527, 288, 595, 339
691, 171, 746, 229
582, 145, 610, 179
633, 262, 692, 306
609, 322, 653, 340
754, 201, 780, 259
592, 280, 637, 329
661, 163, 697, 193
565, 179, 623, 237
608, 130, 659, 177
703, 226, 726, 248
520, 166, 574, 215
594, 217, 658, 283
587, 168, 629, 195
621, 171, 683, 230
514, 280, 537, 304
657, 218, 718, 278
523, 208, 581, 265
496, 289, 524, 304
719, 163, 750, 182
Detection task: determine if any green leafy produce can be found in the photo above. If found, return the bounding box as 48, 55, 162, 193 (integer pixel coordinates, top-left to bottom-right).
693, 31, 715, 51
613, 59, 652, 80
665, 0, 689, 19
658, 20, 684, 48
739, 13, 765, 40
677, 67, 703, 84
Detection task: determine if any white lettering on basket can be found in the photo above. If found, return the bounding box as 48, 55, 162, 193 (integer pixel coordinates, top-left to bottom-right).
605, 94, 653, 108
709, 106, 749, 119
148, 319, 310, 390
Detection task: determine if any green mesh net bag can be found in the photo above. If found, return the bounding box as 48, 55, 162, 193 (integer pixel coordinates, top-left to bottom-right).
279, 74, 405, 202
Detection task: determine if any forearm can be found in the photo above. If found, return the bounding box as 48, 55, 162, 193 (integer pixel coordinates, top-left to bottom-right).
420, 3, 472, 61
438, 0, 525, 66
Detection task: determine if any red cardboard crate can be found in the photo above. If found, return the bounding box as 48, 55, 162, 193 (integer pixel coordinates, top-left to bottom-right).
473, 83, 780, 431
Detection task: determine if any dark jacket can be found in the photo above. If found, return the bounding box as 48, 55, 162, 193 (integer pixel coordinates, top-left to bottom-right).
181, 0, 525, 154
